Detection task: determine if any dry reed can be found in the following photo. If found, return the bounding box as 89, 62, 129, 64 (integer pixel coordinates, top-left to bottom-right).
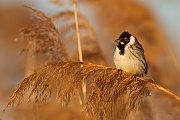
9, 6, 69, 119
16, 6, 68, 63
4, 61, 153, 119
51, 10, 107, 65
73, 2, 87, 106
2, 3, 180, 120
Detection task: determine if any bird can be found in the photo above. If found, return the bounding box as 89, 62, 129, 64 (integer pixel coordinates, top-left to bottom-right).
113, 31, 147, 76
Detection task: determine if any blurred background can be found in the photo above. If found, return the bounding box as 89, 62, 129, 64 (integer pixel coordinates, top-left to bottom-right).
0, 0, 180, 118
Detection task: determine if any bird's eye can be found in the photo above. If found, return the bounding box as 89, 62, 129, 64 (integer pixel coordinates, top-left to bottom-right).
124, 38, 130, 43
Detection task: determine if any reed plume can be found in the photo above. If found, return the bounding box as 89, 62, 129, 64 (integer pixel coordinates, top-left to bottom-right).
51, 9, 106, 65
5, 61, 153, 119
16, 6, 68, 64
2, 3, 180, 120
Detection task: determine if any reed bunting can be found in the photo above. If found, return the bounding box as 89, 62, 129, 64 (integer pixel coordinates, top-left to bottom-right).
114, 31, 147, 76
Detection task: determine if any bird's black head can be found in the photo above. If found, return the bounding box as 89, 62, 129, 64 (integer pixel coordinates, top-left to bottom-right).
115, 31, 132, 55
115, 31, 131, 44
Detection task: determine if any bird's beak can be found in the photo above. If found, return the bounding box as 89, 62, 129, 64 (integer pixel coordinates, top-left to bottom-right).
115, 38, 121, 43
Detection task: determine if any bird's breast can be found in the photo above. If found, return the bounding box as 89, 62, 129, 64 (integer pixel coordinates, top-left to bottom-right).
113, 47, 145, 76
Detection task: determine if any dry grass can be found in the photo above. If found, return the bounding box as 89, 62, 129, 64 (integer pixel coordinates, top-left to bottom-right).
51, 10, 107, 65
4, 61, 180, 119
4, 61, 153, 119
16, 6, 68, 63
1, 3, 180, 120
